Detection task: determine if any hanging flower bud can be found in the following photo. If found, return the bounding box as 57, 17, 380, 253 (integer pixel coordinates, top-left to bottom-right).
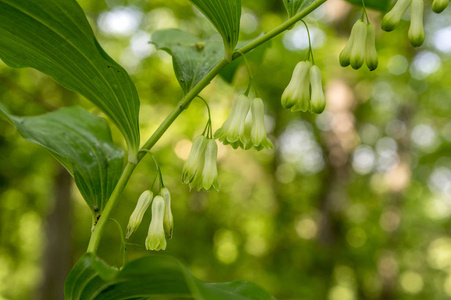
200, 139, 220, 191
145, 196, 167, 251
408, 0, 425, 47
182, 135, 207, 185
432, 0, 449, 13
350, 20, 367, 70
250, 98, 274, 150
365, 24, 378, 71
161, 187, 173, 239
290, 61, 312, 113
281, 61, 311, 111
339, 21, 359, 67
125, 190, 153, 239
309, 65, 326, 114
215, 95, 251, 147
381, 0, 412, 32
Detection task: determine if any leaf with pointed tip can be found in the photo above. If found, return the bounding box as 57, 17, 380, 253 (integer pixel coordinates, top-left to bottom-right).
345, 0, 390, 12
0, 0, 140, 162
152, 28, 224, 93
188, 0, 241, 61
283, 0, 316, 17
65, 253, 275, 300
0, 105, 124, 218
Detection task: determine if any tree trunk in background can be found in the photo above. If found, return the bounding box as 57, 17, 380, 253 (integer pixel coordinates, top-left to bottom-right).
35, 165, 73, 300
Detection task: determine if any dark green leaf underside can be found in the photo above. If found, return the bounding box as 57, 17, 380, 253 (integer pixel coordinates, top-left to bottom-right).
0, 105, 124, 216
0, 0, 140, 160
65, 254, 275, 300
345, 0, 390, 12
152, 29, 224, 93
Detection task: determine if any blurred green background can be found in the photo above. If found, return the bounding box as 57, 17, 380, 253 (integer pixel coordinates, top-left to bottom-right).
1, 0, 451, 299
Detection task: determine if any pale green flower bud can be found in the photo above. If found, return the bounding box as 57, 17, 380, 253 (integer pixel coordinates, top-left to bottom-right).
281, 61, 310, 110
432, 0, 449, 13
339, 21, 359, 67
161, 187, 173, 239
381, 0, 412, 32
145, 196, 167, 251
250, 98, 273, 150
125, 190, 153, 239
365, 24, 378, 71
408, 0, 425, 47
350, 20, 367, 70
215, 95, 251, 146
309, 65, 326, 114
182, 135, 207, 185
200, 139, 220, 191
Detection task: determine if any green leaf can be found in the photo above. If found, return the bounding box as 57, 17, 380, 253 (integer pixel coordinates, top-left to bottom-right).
152, 29, 224, 94
283, 0, 316, 18
0, 0, 140, 162
345, 0, 390, 12
0, 106, 124, 218
65, 253, 275, 300
188, 0, 241, 61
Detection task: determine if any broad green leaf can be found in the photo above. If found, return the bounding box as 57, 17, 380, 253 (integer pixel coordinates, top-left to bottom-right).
152, 29, 224, 93
0, 105, 124, 218
0, 0, 140, 162
283, 0, 316, 18
188, 0, 241, 61
345, 0, 390, 12
65, 253, 275, 300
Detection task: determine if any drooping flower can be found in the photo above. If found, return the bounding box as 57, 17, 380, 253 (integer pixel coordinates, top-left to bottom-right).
281, 61, 311, 112
215, 94, 251, 148
309, 65, 326, 114
432, 0, 449, 13
381, 0, 412, 32
200, 139, 220, 191
145, 195, 167, 251
125, 190, 153, 239
250, 98, 273, 150
340, 20, 369, 70
161, 187, 173, 239
365, 23, 378, 71
408, 0, 425, 47
182, 135, 208, 184
349, 20, 367, 70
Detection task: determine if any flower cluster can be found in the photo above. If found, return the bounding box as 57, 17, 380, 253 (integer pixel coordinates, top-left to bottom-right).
125, 188, 174, 251
340, 20, 378, 71
381, 0, 425, 47
215, 95, 273, 151
281, 61, 326, 114
182, 135, 219, 191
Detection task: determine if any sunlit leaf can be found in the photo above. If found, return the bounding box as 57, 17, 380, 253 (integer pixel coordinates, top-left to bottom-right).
0, 105, 124, 219
65, 253, 275, 300
152, 29, 224, 93
0, 0, 140, 162
188, 0, 241, 61
283, 0, 316, 17
345, 0, 390, 12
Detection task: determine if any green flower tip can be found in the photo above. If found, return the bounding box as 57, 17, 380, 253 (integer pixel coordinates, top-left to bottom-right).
145, 196, 167, 251
432, 0, 449, 13
125, 190, 153, 239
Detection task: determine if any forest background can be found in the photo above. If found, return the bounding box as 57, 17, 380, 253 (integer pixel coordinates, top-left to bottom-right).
1, 0, 451, 299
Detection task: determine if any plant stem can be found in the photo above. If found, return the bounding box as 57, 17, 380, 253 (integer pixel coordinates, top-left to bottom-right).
86, 0, 328, 254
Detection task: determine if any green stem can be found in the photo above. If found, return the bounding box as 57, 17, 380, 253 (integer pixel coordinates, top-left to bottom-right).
86, 0, 328, 254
